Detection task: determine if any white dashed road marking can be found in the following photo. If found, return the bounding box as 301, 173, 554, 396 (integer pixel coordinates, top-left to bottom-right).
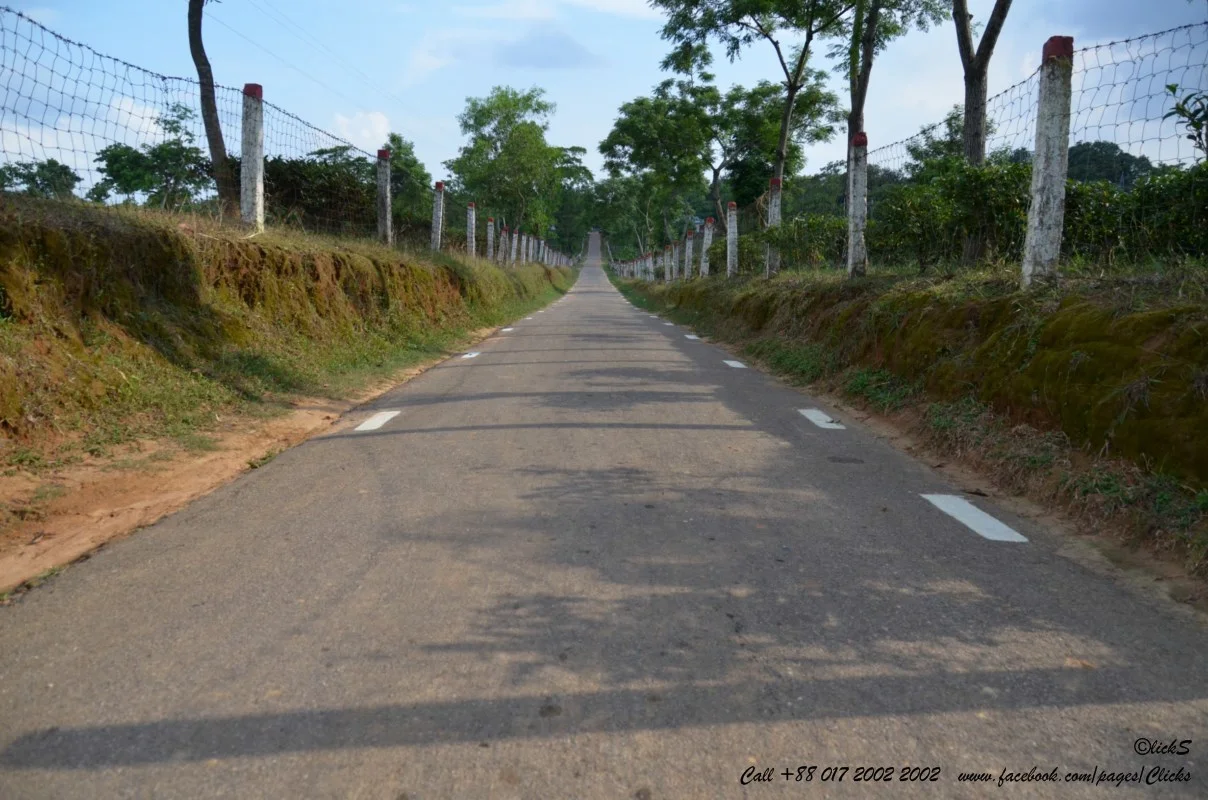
685, 334, 700, 340
664, 322, 674, 326
461, 352, 480, 359
799, 408, 846, 430
356, 411, 400, 432
723, 360, 746, 369
501, 327, 514, 332
921, 494, 1028, 542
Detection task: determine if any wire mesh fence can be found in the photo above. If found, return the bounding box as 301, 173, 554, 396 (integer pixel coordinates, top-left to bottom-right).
0, 5, 378, 237
626, 23, 1208, 281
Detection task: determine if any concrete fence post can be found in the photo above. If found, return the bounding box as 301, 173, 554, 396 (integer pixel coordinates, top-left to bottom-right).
766, 177, 782, 276
726, 202, 738, 277
486, 218, 495, 261
240, 83, 265, 232
684, 231, 694, 279
1022, 35, 1075, 288
466, 203, 477, 258
664, 245, 672, 282
846, 134, 869, 277
672, 241, 680, 281
375, 149, 392, 245
510, 228, 520, 264
701, 217, 714, 276
431, 182, 445, 251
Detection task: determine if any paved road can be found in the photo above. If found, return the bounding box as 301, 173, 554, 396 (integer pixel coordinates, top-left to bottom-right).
1, 233, 1206, 798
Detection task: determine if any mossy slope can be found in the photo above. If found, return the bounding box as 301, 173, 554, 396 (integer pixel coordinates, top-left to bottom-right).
0, 197, 573, 460
624, 273, 1208, 489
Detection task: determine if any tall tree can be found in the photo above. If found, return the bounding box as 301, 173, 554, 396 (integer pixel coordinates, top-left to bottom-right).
952, 0, 1013, 164
187, 0, 238, 218
653, 0, 853, 184
840, 0, 948, 275
0, 159, 81, 199
446, 86, 576, 236
726, 76, 839, 206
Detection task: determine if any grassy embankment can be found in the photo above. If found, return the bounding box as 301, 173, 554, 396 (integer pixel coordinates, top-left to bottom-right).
0, 196, 575, 530
612, 265, 1208, 580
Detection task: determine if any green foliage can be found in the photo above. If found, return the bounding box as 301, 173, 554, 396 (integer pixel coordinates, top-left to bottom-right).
384, 133, 433, 237
263, 146, 375, 236
444, 86, 587, 243
1164, 83, 1208, 159
88, 104, 212, 210
0, 159, 82, 200
726, 75, 840, 205
1068, 141, 1155, 188
762, 214, 848, 269
704, 230, 765, 275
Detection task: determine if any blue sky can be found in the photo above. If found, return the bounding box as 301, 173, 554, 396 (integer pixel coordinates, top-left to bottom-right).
10, 0, 1208, 183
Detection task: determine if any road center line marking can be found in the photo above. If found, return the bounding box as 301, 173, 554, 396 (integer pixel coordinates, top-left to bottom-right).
799, 408, 846, 429
663, 322, 674, 326
685, 334, 700, 340
461, 352, 480, 359
723, 360, 747, 369
921, 494, 1028, 542
356, 411, 400, 431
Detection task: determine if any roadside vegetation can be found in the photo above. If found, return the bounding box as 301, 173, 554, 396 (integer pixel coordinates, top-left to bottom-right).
0, 196, 574, 531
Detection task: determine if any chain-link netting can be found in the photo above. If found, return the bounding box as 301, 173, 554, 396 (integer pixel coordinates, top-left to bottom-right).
0, 6, 378, 237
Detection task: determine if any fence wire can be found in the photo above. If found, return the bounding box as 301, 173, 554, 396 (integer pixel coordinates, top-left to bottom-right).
0, 5, 377, 237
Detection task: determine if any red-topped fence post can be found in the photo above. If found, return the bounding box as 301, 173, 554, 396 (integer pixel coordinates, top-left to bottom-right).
1023, 35, 1075, 287
431, 182, 445, 251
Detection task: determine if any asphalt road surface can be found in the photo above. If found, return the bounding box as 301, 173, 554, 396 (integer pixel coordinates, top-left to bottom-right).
1, 233, 1206, 799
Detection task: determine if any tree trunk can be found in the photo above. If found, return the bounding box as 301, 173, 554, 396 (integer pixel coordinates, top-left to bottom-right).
963, 66, 990, 165
710, 166, 726, 233
772, 86, 799, 183
844, 0, 881, 279
188, 0, 238, 219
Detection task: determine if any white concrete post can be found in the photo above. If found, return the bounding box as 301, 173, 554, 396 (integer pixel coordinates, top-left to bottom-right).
375, 148, 392, 245
466, 203, 477, 258
1023, 35, 1075, 288
486, 218, 495, 261
672, 242, 680, 280
726, 202, 738, 277
766, 177, 782, 275
684, 231, 694, 279
701, 217, 714, 276
510, 228, 520, 264
431, 181, 445, 251
499, 227, 508, 263
240, 83, 265, 231
846, 134, 869, 277
664, 245, 672, 282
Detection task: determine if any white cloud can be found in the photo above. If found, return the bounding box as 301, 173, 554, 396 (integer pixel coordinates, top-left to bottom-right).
454, 0, 558, 20
399, 28, 507, 86
334, 111, 391, 152
445, 0, 661, 20
561, 0, 661, 19
17, 6, 60, 26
